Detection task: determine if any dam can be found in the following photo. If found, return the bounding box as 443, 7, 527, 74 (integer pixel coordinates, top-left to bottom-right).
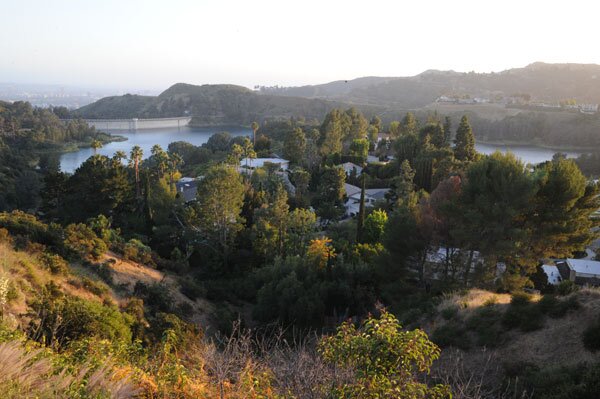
66, 116, 192, 131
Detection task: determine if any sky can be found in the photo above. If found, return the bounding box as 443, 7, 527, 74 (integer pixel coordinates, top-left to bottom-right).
1, 0, 599, 91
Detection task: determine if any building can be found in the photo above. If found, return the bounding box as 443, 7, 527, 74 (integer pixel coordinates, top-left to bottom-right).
556, 258, 600, 286
175, 177, 200, 202
542, 264, 563, 285
343, 183, 390, 217
239, 157, 290, 171
340, 162, 363, 176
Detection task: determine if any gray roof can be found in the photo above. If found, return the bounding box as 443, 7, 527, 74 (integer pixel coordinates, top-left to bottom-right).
175, 180, 198, 202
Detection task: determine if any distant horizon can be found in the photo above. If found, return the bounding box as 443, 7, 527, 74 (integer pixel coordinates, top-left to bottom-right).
3, 0, 600, 91
3, 60, 598, 95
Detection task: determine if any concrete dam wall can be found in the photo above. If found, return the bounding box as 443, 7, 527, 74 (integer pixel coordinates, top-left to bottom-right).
72, 117, 192, 131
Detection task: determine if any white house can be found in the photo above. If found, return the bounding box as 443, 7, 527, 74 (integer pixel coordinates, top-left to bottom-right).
239, 157, 290, 171
542, 264, 562, 285
556, 258, 600, 286
343, 183, 390, 217
341, 162, 363, 176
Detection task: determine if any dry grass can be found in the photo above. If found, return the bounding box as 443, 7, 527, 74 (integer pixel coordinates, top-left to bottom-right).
0, 341, 138, 398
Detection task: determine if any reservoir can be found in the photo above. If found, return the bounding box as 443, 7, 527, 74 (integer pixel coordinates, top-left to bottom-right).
59, 127, 583, 173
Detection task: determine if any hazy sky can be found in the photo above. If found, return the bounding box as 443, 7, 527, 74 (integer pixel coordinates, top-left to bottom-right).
1, 0, 599, 91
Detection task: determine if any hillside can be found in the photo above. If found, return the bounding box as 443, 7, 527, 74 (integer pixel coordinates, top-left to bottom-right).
265, 63, 600, 108
74, 83, 375, 124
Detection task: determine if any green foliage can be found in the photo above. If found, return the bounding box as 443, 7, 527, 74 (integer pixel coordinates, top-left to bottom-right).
431, 322, 471, 350
27, 283, 132, 347
453, 115, 477, 163
502, 293, 544, 331
283, 127, 306, 165
123, 238, 153, 265
362, 209, 387, 244
465, 306, 504, 347
557, 280, 578, 296
319, 310, 451, 398
39, 252, 69, 275
522, 361, 600, 399
64, 223, 107, 260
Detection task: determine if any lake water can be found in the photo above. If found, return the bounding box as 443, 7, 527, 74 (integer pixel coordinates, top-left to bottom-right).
59, 127, 584, 173
475, 142, 582, 165
60, 126, 252, 173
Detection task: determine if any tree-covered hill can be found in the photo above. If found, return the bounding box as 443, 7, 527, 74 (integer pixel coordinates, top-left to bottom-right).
265, 62, 600, 108
74, 83, 378, 124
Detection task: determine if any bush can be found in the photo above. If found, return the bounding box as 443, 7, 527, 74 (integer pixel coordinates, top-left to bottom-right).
179, 278, 206, 300
466, 306, 504, 347
502, 294, 544, 332
39, 252, 69, 275
64, 223, 107, 260
583, 318, 600, 352
27, 283, 132, 346
81, 277, 110, 297
431, 322, 471, 350
440, 306, 459, 321
538, 295, 580, 318
557, 280, 578, 296
122, 239, 154, 265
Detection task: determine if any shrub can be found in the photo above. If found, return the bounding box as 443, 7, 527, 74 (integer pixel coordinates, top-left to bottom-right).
557, 280, 578, 296
502, 294, 544, 332
63, 223, 107, 260
179, 278, 206, 300
81, 277, 110, 297
27, 283, 132, 346
440, 306, 459, 321
583, 318, 600, 352
123, 239, 153, 265
538, 295, 580, 318
466, 306, 504, 347
39, 252, 69, 275
431, 322, 471, 350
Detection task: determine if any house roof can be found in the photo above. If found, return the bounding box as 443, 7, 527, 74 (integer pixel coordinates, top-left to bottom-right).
240, 157, 289, 169
175, 180, 199, 202
344, 183, 361, 198
542, 264, 562, 285
365, 188, 390, 201
341, 162, 362, 174
566, 258, 600, 276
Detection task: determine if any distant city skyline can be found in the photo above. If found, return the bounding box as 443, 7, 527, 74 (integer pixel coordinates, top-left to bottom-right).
2, 0, 599, 91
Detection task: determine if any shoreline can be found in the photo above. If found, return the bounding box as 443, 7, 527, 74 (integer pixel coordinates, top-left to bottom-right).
476, 138, 596, 153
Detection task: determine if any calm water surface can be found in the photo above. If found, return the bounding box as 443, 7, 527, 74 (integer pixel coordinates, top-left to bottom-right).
60, 127, 584, 173
60, 126, 251, 173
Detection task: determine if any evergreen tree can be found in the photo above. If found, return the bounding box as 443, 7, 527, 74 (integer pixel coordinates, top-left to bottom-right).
283, 127, 306, 165
454, 115, 477, 162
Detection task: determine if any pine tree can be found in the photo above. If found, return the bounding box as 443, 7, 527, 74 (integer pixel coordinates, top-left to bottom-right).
454, 115, 476, 162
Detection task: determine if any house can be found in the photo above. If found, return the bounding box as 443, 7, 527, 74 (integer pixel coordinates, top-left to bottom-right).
542, 264, 563, 285
340, 162, 363, 176
556, 258, 600, 286
239, 157, 290, 172
343, 183, 390, 217
175, 177, 200, 202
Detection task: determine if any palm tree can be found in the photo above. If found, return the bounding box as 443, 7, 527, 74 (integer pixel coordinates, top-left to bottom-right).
130, 145, 143, 197
90, 139, 103, 155
251, 121, 259, 146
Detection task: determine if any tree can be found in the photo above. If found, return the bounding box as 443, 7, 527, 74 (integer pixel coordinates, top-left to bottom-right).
290, 168, 310, 208
526, 158, 598, 264
370, 115, 382, 132
188, 164, 245, 267
443, 116, 452, 144
129, 145, 143, 197
283, 127, 306, 165
363, 209, 388, 244
307, 237, 336, 269
90, 139, 102, 155
252, 185, 290, 260
345, 107, 368, 141
389, 121, 401, 138
319, 109, 349, 157
251, 121, 259, 146
401, 112, 418, 136
315, 166, 346, 222
453, 152, 534, 286
454, 115, 477, 163
390, 160, 416, 206
349, 138, 369, 164
285, 208, 317, 256
318, 310, 451, 399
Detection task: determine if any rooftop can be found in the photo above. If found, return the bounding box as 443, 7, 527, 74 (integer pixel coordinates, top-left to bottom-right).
566, 258, 600, 276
